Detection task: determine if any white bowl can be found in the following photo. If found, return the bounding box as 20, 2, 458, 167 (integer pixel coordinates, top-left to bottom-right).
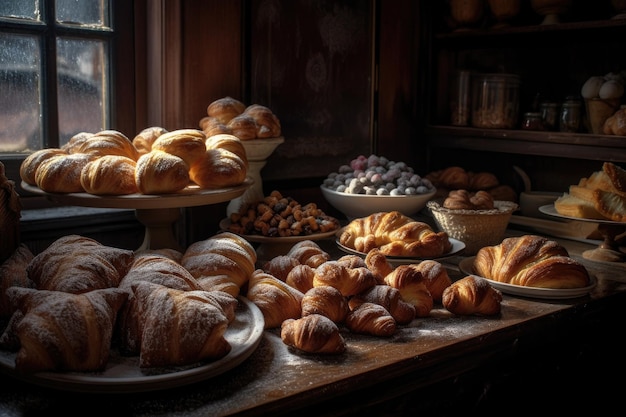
320, 185, 436, 220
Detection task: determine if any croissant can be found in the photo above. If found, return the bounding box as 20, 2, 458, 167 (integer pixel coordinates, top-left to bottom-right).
287, 240, 331, 268
410, 260, 452, 303
206, 96, 246, 124
285, 264, 316, 294
150, 128, 207, 167
27, 235, 134, 294
226, 114, 258, 140
339, 211, 452, 258
383, 265, 433, 318
62, 131, 94, 154
364, 248, 394, 284
116, 255, 203, 354
442, 275, 502, 316
301, 285, 349, 323
132, 282, 232, 368
76, 130, 139, 161
435, 166, 470, 189
280, 314, 346, 354
200, 116, 232, 138
246, 269, 304, 329
206, 134, 248, 163
181, 232, 257, 295
0, 244, 35, 318
243, 104, 282, 138
132, 126, 168, 156
345, 302, 396, 337
263, 255, 301, 282
80, 155, 139, 195
349, 285, 416, 325
6, 287, 128, 372
34, 153, 97, 193
313, 261, 378, 297
336, 254, 367, 269
443, 189, 495, 210
19, 148, 68, 186
134, 150, 190, 194
468, 172, 499, 191
473, 235, 591, 289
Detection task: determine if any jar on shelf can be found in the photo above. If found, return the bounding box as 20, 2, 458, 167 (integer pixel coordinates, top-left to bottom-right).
539, 101, 559, 130
471, 73, 520, 129
521, 112, 545, 131
449, 70, 471, 126
559, 98, 582, 133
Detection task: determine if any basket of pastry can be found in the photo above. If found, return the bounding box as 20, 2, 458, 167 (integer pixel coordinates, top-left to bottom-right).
427, 189, 518, 255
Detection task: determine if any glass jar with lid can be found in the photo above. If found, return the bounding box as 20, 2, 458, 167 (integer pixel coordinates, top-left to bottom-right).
559, 97, 582, 133
471, 73, 520, 129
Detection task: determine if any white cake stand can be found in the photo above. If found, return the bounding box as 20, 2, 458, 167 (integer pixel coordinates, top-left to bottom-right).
227, 137, 284, 217
22, 180, 253, 252
539, 204, 626, 262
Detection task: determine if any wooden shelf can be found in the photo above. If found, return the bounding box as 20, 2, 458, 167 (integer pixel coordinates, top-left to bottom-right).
425, 126, 626, 162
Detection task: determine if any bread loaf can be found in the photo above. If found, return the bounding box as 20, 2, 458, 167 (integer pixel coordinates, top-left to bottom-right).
473, 235, 591, 289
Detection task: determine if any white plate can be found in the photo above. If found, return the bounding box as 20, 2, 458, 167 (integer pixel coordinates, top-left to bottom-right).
458, 257, 597, 300
0, 296, 264, 393
335, 237, 466, 265
219, 218, 339, 243
539, 204, 624, 225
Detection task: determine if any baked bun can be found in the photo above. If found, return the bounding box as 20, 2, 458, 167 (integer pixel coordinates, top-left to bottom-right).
77, 130, 139, 161
150, 128, 206, 167
134, 150, 190, 194
19, 148, 68, 186
132, 126, 168, 156
34, 153, 97, 193
80, 155, 138, 195
206, 96, 246, 124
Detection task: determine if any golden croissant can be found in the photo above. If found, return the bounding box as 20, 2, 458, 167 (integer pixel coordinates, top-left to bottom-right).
442, 275, 502, 316
281, 314, 346, 354
246, 269, 304, 329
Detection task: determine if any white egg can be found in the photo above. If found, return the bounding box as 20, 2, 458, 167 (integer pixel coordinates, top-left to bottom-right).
599, 79, 624, 99
581, 76, 605, 99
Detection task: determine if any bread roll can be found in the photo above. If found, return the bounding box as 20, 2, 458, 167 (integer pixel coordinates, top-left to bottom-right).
151, 128, 206, 167
34, 153, 97, 193
207, 96, 246, 124
135, 150, 190, 194
80, 154, 138, 195
19, 148, 68, 186
132, 126, 168, 156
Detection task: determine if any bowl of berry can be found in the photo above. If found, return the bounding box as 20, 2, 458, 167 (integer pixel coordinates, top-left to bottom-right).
320, 154, 436, 220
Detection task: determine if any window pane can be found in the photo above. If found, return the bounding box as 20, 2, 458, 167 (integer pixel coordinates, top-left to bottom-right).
0, 0, 41, 21
56, 0, 109, 27
57, 36, 108, 145
0, 33, 42, 152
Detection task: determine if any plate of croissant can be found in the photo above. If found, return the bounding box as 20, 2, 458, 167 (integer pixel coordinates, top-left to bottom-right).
458, 235, 597, 299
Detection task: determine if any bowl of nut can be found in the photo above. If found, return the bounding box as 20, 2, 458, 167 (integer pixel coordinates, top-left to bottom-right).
320, 154, 436, 220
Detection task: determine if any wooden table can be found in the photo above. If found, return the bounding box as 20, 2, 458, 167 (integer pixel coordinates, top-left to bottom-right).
1, 230, 625, 416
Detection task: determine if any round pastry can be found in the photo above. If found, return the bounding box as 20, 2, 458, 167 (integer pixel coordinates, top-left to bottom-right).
77, 130, 139, 161
134, 150, 190, 194
151, 128, 207, 167
206, 134, 247, 163
244, 104, 282, 138
34, 153, 97, 193
80, 155, 138, 195
200, 116, 232, 138
20, 148, 68, 186
206, 96, 246, 124
132, 126, 168, 156
226, 114, 258, 140
62, 132, 94, 154
189, 148, 247, 189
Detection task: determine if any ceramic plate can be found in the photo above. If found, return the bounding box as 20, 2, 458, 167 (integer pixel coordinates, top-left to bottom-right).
335, 237, 465, 265
0, 297, 264, 393
458, 257, 597, 300
539, 204, 625, 225
219, 218, 339, 243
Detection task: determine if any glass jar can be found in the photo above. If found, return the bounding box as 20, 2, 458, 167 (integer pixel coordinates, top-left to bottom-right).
450, 70, 471, 126
521, 112, 545, 131
540, 102, 559, 130
471, 73, 520, 129
559, 98, 582, 133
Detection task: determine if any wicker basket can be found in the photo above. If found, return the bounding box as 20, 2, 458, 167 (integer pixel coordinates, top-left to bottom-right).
427, 200, 518, 255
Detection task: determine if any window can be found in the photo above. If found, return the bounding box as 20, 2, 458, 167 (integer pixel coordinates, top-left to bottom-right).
0, 0, 136, 205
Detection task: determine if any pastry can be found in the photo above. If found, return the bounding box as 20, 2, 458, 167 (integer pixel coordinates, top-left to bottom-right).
301, 285, 349, 323
226, 114, 258, 140
76, 129, 139, 161
246, 269, 304, 329
281, 314, 346, 354
19, 148, 68, 186
364, 248, 394, 284
262, 255, 301, 282
200, 116, 232, 137
473, 235, 591, 289
442, 275, 502, 316
188, 147, 247, 189
150, 128, 207, 167
287, 240, 331, 268
34, 153, 97, 193
132, 126, 168, 156
443, 189, 494, 210
61, 131, 94, 154
383, 265, 433, 317
134, 150, 190, 194
243, 104, 282, 138
285, 264, 316, 294
339, 211, 452, 258
348, 284, 416, 325
410, 260, 451, 302
345, 302, 396, 337
206, 96, 246, 124
0, 244, 35, 318
313, 261, 378, 297
80, 154, 138, 195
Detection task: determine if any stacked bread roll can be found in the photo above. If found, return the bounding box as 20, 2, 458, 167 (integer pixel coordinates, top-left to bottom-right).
199, 96, 282, 140
19, 128, 248, 195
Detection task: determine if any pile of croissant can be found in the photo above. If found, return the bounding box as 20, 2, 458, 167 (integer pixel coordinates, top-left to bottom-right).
199, 96, 281, 140
19, 127, 248, 195
0, 232, 257, 373
248, 241, 503, 355
425, 166, 518, 202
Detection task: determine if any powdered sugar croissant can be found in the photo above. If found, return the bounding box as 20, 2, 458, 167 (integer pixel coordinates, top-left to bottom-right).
442, 275, 502, 316
246, 269, 304, 329
281, 314, 346, 354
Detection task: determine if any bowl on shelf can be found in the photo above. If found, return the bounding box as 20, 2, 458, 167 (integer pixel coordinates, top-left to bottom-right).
320, 185, 436, 220
427, 200, 518, 255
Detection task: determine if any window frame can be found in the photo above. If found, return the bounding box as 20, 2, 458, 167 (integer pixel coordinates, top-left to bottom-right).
0, 0, 138, 209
